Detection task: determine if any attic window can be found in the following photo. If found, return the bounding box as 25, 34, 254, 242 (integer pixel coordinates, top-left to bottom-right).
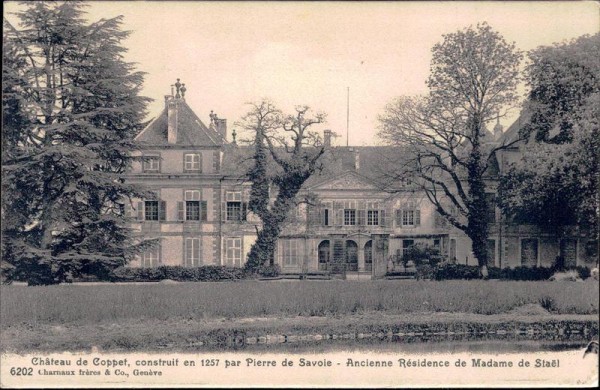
184, 153, 202, 172
143, 155, 160, 172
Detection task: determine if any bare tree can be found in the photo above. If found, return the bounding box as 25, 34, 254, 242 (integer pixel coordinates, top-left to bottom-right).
378, 23, 523, 277
238, 100, 326, 272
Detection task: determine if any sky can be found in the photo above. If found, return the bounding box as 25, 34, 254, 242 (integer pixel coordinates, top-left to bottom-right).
4, 1, 599, 146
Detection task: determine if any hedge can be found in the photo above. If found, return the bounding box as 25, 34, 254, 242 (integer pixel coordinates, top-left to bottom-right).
110, 265, 248, 282
431, 263, 592, 281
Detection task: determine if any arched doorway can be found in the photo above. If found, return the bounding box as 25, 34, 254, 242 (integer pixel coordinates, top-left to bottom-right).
346, 240, 358, 271
318, 240, 330, 271
364, 240, 373, 272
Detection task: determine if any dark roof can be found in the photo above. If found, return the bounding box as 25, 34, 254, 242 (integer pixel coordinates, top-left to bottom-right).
135, 99, 225, 146
497, 108, 532, 146
220, 145, 407, 190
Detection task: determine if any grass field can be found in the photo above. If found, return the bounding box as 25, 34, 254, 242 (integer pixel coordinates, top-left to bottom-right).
2, 280, 598, 327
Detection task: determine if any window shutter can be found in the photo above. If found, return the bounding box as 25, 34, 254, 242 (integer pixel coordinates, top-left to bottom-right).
242, 202, 248, 221
415, 209, 421, 226
177, 202, 184, 221
308, 204, 320, 225
200, 201, 208, 221
395, 209, 402, 227
379, 209, 386, 227
137, 202, 144, 221
221, 201, 227, 222
159, 201, 166, 221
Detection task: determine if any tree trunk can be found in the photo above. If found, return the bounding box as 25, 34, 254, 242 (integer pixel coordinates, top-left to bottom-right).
467, 116, 490, 279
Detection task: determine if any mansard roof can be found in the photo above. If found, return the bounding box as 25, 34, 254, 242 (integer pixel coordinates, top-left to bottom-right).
135, 99, 226, 147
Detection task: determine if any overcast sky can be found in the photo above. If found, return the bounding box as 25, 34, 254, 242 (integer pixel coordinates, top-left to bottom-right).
4, 1, 599, 145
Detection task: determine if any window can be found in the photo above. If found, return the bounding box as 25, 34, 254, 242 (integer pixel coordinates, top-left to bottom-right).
185, 238, 201, 266
184, 153, 202, 172
322, 209, 330, 226
226, 191, 244, 221
227, 202, 241, 221
282, 239, 299, 267
143, 155, 160, 172
141, 246, 160, 267
183, 190, 206, 221
521, 238, 538, 267
402, 239, 414, 257
344, 209, 356, 225
402, 210, 414, 226
225, 238, 242, 267
367, 210, 379, 226
145, 201, 159, 221
560, 239, 577, 268
396, 204, 421, 227
186, 201, 200, 220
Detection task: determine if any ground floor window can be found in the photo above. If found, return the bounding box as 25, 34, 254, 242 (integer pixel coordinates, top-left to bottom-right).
521, 238, 538, 267
281, 239, 299, 267
449, 239, 457, 263
318, 240, 330, 271
402, 239, 414, 257
141, 246, 160, 267
185, 238, 201, 266
560, 239, 577, 268
364, 240, 373, 271
225, 237, 242, 267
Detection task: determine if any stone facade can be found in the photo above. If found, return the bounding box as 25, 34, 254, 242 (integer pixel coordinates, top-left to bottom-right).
124, 88, 598, 276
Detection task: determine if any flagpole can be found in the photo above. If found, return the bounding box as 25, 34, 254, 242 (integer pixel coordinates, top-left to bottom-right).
346, 86, 350, 147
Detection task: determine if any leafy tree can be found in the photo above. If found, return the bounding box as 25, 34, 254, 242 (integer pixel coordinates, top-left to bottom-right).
238, 100, 326, 272
499, 33, 599, 237
2, 2, 152, 285
378, 23, 523, 278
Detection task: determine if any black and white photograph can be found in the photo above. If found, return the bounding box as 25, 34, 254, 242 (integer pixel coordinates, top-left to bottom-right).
1, 1, 598, 387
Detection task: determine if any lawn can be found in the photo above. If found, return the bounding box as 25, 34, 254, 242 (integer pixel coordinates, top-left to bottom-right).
2, 280, 598, 326
1, 280, 598, 352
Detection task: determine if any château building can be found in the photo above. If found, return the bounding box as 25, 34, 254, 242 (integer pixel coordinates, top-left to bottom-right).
123, 83, 597, 278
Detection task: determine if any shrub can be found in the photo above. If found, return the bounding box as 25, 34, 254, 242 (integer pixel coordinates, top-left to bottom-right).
257, 264, 281, 278
415, 264, 435, 280
110, 265, 247, 282
433, 264, 561, 281
401, 244, 444, 268
433, 264, 481, 280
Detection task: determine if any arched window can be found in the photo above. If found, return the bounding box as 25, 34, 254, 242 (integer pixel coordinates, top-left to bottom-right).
318, 240, 330, 271
364, 240, 373, 271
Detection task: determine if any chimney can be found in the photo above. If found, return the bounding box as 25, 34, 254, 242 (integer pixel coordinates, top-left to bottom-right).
494, 120, 504, 140
216, 118, 227, 139
166, 79, 186, 144
354, 149, 360, 171
167, 98, 179, 144
323, 129, 332, 148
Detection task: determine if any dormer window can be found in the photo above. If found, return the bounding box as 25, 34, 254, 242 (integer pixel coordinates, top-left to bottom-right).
143, 155, 160, 172
184, 153, 202, 172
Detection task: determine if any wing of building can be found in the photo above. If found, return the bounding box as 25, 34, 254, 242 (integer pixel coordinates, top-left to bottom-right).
123, 83, 597, 277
